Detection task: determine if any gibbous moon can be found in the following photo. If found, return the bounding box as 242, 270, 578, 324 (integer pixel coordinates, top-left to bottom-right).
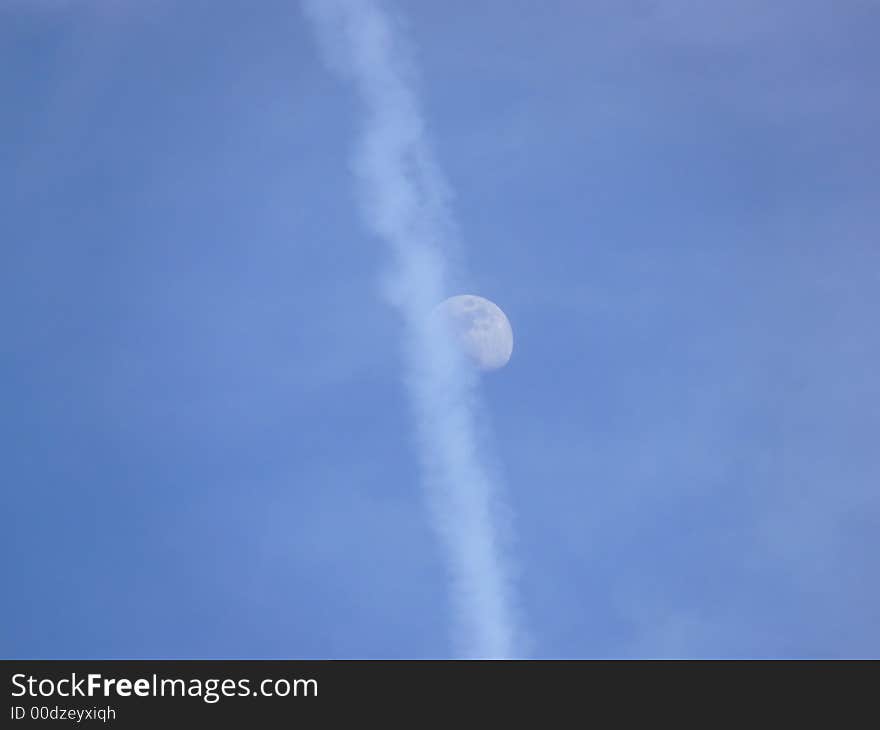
433, 294, 513, 371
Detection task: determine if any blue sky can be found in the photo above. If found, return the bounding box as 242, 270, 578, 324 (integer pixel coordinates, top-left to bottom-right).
2, 0, 878, 658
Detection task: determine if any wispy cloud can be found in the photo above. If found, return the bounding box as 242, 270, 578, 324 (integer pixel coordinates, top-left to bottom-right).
302, 0, 520, 657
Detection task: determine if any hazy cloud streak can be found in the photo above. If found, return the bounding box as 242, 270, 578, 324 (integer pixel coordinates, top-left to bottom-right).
303, 0, 519, 657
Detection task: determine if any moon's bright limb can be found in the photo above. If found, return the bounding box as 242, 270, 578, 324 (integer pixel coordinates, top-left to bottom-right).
434, 294, 514, 371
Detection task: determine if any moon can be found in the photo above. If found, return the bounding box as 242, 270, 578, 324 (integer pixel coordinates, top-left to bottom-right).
433, 294, 513, 371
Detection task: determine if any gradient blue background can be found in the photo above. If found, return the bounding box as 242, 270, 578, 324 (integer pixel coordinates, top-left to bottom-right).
2, 0, 878, 658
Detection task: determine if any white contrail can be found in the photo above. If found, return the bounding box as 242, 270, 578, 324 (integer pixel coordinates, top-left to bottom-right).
303, 0, 520, 657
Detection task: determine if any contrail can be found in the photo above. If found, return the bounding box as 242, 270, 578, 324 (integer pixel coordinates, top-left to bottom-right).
303, 0, 520, 657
